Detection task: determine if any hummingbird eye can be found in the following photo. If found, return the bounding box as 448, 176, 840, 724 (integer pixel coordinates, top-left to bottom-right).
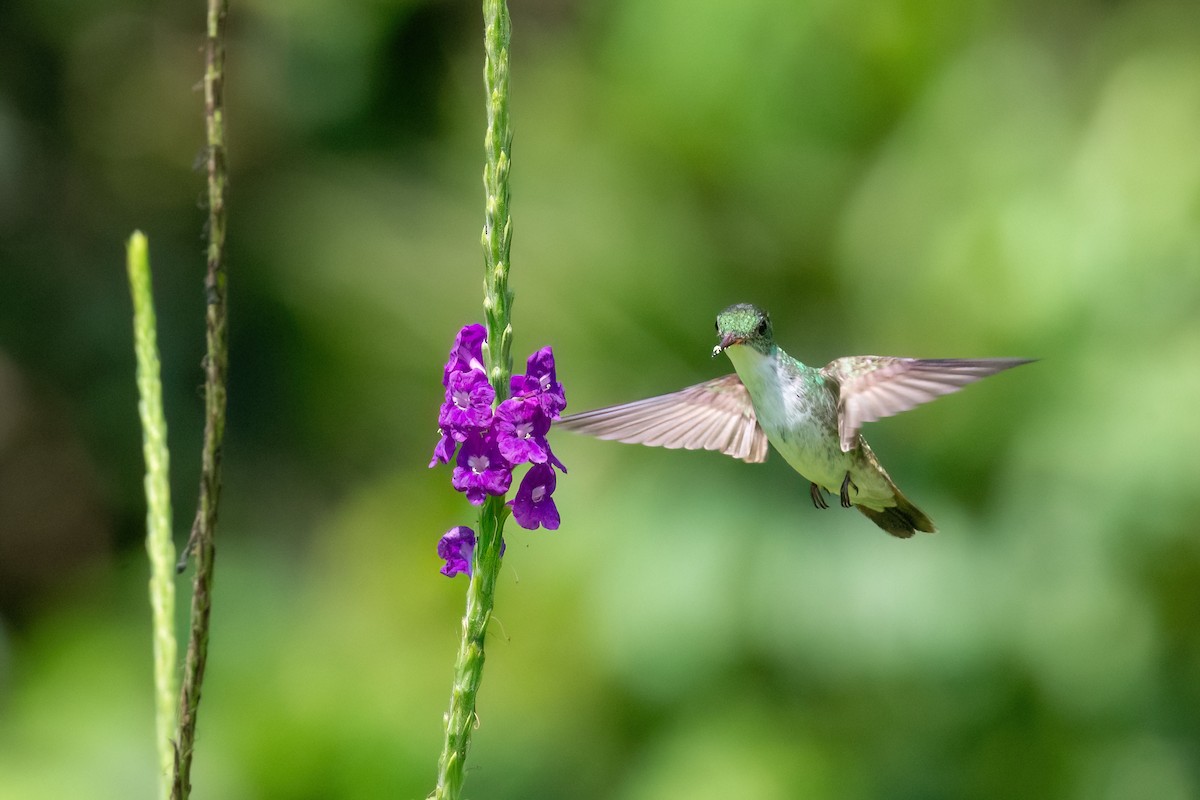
756, 318, 768, 336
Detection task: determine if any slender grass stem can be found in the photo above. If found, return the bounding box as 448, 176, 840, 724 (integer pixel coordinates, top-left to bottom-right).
172, 0, 229, 796
127, 232, 178, 800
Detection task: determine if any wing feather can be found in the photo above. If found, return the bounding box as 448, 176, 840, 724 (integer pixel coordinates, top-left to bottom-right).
556, 374, 768, 463
821, 357, 1034, 452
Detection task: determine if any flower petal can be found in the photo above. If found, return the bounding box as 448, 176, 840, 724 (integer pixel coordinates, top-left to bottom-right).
437, 526, 476, 577
510, 463, 560, 530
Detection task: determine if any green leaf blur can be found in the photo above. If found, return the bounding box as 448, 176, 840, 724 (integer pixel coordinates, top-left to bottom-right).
1, 1, 1198, 798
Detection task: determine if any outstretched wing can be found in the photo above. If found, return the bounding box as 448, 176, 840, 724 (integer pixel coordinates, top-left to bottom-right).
556, 374, 768, 463
821, 357, 1034, 452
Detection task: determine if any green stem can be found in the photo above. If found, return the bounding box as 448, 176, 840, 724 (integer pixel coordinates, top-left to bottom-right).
480, 0, 514, 402
435, 498, 510, 799
172, 0, 228, 796
434, 2, 516, 798
127, 231, 178, 800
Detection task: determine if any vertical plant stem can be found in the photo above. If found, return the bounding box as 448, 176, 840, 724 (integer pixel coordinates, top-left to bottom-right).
172, 0, 229, 796
435, 497, 509, 800
127, 231, 178, 800
480, 0, 514, 401
434, 2, 515, 798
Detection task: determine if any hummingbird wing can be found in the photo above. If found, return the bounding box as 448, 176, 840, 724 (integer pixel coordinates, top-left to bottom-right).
821, 357, 1034, 453
556, 374, 769, 463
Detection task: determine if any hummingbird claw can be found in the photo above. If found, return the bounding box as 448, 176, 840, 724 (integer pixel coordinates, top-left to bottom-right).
839, 473, 858, 508
810, 482, 829, 509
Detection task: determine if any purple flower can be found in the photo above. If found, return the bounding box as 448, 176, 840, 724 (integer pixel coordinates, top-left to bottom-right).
510, 346, 566, 419
438, 526, 476, 577
442, 324, 487, 385
432, 325, 568, 540
436, 526, 507, 578
510, 463, 560, 530
452, 432, 512, 505
493, 398, 552, 466
439, 368, 495, 440
429, 429, 457, 467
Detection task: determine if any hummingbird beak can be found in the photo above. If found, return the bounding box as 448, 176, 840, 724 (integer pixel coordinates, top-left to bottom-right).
711, 332, 743, 358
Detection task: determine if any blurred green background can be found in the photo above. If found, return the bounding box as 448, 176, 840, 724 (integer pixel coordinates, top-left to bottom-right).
2, 0, 1199, 797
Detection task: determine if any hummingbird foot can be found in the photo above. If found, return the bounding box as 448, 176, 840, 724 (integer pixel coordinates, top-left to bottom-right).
839, 473, 858, 508
810, 483, 829, 509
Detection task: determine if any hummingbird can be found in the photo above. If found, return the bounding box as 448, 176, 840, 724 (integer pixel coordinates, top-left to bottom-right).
557, 303, 1033, 538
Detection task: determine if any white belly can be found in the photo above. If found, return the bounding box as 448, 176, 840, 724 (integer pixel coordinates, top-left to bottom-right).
725, 345, 895, 508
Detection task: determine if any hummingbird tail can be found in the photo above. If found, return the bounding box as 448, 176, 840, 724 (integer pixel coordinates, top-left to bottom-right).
856, 494, 936, 539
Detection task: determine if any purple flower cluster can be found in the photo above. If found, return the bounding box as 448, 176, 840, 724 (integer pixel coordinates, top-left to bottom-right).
432, 324, 568, 576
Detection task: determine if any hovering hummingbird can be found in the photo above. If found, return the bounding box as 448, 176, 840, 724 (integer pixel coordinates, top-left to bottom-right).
557, 303, 1033, 537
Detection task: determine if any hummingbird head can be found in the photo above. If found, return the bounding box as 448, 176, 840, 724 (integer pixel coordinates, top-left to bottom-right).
712, 303, 774, 357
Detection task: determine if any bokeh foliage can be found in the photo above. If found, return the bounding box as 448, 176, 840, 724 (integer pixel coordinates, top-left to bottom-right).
1, 0, 1199, 797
